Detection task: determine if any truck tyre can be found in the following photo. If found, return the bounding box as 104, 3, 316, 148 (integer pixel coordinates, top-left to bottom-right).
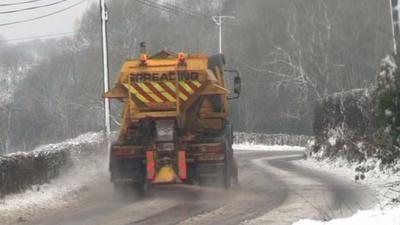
232, 159, 239, 186
113, 182, 124, 194
223, 139, 233, 189
186, 163, 198, 185
134, 168, 149, 197
134, 179, 149, 197
224, 122, 234, 146
113, 182, 132, 198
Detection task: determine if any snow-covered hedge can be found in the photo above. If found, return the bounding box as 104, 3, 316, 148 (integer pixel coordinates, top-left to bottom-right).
310, 55, 400, 163
311, 88, 376, 161
0, 132, 105, 197
234, 132, 312, 146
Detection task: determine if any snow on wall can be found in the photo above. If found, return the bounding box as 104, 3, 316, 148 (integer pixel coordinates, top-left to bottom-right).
234, 132, 312, 147
0, 132, 105, 198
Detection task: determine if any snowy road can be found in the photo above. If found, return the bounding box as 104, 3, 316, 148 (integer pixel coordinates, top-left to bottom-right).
16, 150, 376, 225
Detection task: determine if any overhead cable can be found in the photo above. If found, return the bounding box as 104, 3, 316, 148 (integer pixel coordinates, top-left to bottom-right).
0, 32, 75, 43
0, 0, 87, 27
0, 0, 47, 7
134, 0, 209, 20
0, 0, 71, 14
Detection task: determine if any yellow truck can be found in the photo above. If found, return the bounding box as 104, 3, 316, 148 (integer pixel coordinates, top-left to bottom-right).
104, 46, 241, 195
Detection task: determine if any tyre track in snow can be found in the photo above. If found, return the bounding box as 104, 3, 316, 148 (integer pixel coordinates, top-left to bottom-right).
240, 153, 376, 225
12, 150, 375, 225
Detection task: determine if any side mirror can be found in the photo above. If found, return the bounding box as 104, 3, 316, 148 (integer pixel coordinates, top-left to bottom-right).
224, 69, 241, 100
234, 76, 241, 95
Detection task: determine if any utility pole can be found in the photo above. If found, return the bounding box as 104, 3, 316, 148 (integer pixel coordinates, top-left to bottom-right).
100, 0, 111, 142
212, 15, 235, 54
390, 0, 400, 55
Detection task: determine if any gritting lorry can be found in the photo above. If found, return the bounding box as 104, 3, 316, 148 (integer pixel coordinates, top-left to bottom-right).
103, 44, 241, 195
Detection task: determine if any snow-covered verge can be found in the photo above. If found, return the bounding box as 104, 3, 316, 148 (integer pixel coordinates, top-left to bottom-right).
233, 143, 305, 151
293, 207, 400, 225
291, 156, 400, 225
234, 132, 312, 147
300, 55, 400, 224
0, 167, 106, 224
0, 132, 105, 197
0, 131, 107, 224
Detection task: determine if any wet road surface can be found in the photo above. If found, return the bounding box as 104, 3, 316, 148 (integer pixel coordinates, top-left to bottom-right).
21, 150, 376, 225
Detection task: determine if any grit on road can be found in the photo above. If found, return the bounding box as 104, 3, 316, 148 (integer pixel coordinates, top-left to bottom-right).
19, 150, 376, 225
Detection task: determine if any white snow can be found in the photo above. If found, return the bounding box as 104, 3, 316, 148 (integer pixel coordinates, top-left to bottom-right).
293, 206, 400, 225
0, 170, 102, 225
328, 136, 336, 146
297, 157, 400, 207
291, 157, 400, 225
385, 109, 393, 117
234, 132, 311, 147
33, 131, 104, 154
233, 143, 305, 151
0, 131, 107, 225
4, 131, 104, 158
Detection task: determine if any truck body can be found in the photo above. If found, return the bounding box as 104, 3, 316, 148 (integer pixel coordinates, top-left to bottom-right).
104, 49, 240, 194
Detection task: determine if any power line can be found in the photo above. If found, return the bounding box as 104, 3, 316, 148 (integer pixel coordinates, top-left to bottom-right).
0, 32, 75, 43
0, 0, 47, 7
134, 0, 209, 20
153, 0, 208, 18
135, 0, 195, 18
0, 0, 87, 27
0, 0, 71, 14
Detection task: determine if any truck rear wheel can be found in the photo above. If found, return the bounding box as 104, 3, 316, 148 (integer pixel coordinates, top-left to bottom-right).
113, 182, 134, 198
223, 140, 233, 189
197, 139, 234, 189
232, 159, 239, 185
190, 130, 236, 189
113, 182, 125, 194
134, 176, 149, 197
113, 180, 148, 197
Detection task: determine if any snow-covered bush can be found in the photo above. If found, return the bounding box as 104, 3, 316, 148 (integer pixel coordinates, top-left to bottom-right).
311, 88, 376, 161
311, 55, 400, 164
375, 55, 400, 162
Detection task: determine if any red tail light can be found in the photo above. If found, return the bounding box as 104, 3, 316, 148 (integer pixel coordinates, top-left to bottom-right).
178, 151, 187, 180
140, 53, 148, 65
146, 151, 156, 180
178, 52, 186, 62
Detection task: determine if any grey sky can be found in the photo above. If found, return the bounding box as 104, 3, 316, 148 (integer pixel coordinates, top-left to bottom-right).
0, 0, 96, 42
